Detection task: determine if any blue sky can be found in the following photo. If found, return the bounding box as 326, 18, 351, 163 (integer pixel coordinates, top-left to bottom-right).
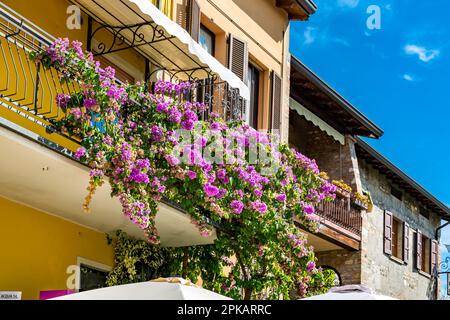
290, 0, 450, 297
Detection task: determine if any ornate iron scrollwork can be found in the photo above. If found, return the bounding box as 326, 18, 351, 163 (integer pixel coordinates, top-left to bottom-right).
89, 21, 175, 56
439, 256, 450, 274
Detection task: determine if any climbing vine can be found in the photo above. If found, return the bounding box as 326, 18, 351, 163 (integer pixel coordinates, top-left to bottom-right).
32, 38, 337, 299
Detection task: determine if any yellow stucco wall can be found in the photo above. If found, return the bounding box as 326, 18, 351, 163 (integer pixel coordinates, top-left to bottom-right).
0, 196, 114, 300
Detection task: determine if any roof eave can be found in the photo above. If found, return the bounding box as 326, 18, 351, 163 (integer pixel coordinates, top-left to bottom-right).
276, 0, 317, 20
355, 137, 450, 219
291, 56, 384, 139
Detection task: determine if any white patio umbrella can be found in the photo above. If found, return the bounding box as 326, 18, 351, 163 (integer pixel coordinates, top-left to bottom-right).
300, 284, 397, 300
52, 277, 231, 300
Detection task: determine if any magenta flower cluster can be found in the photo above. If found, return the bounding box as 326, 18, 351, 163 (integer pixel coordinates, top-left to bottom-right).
34, 39, 336, 294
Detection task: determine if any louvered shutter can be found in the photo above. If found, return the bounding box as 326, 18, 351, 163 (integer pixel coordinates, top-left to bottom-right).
270, 71, 282, 131
403, 222, 410, 263
416, 229, 423, 270
228, 34, 248, 82
383, 210, 393, 255
431, 239, 438, 274
187, 0, 201, 42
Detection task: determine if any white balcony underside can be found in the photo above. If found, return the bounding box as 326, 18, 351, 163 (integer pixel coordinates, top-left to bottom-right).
0, 125, 216, 247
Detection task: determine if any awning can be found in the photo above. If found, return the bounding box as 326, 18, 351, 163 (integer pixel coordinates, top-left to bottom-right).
71, 0, 250, 100
290, 97, 345, 145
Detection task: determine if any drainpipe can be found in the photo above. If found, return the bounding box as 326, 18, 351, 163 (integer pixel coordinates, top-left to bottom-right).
435, 221, 450, 240
434, 220, 450, 300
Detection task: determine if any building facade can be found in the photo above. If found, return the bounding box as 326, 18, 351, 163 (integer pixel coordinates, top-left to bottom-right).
0, 0, 315, 299
289, 56, 450, 300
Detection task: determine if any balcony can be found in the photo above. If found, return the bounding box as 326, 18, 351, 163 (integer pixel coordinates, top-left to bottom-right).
316, 197, 362, 237
1, 3, 239, 246
0, 3, 246, 150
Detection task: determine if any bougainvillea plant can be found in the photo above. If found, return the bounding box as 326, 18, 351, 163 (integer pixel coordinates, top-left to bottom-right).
31, 38, 337, 299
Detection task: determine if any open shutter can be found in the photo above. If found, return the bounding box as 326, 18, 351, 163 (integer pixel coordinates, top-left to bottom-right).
403, 222, 410, 263
416, 229, 423, 270
431, 239, 438, 274
228, 34, 248, 82
270, 71, 282, 131
383, 210, 393, 255
187, 0, 201, 42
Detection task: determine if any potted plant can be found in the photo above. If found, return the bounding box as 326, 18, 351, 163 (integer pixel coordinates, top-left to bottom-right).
332, 180, 352, 198
352, 192, 373, 212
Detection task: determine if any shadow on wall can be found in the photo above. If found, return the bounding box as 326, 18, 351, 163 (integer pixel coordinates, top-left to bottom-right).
231, 0, 286, 42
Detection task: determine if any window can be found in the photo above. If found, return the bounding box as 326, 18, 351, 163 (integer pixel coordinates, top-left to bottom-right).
199, 24, 215, 56
79, 264, 109, 292
383, 210, 409, 262
419, 206, 430, 219
391, 217, 403, 259
77, 257, 111, 292
390, 186, 403, 201
421, 234, 431, 274
416, 230, 438, 275
247, 62, 260, 129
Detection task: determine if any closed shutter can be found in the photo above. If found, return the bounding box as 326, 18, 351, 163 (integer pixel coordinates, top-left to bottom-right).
228, 34, 248, 82
431, 239, 438, 274
270, 71, 282, 131
383, 210, 393, 255
416, 229, 423, 270
403, 222, 410, 263
187, 0, 201, 42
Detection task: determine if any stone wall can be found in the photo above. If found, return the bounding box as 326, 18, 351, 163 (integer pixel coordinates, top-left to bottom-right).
316, 249, 361, 285
358, 158, 441, 300
288, 112, 362, 191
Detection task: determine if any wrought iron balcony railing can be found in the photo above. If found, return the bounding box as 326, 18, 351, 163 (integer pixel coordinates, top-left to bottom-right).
0, 4, 246, 150
316, 197, 362, 236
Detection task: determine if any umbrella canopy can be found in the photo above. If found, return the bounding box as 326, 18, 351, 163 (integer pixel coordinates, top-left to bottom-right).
52, 278, 231, 300
301, 284, 397, 300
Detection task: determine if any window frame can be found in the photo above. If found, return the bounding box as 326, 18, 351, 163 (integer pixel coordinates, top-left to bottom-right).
199, 23, 216, 56
390, 185, 403, 201
76, 257, 112, 292
391, 217, 403, 260
247, 61, 262, 129
420, 234, 431, 274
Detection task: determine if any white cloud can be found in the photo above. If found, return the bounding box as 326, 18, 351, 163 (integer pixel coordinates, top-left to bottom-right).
404, 44, 440, 62
402, 74, 414, 81
334, 38, 350, 47
337, 0, 359, 8
303, 27, 316, 45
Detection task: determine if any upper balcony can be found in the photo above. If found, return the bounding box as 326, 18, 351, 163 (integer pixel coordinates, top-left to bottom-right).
0, 1, 251, 246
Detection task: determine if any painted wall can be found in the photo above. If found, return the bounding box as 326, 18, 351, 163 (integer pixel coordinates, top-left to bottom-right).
173, 0, 291, 133
0, 196, 114, 300
359, 159, 440, 300
3, 0, 294, 136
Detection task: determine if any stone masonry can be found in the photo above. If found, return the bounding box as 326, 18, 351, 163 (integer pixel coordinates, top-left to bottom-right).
359, 158, 441, 300
316, 249, 361, 285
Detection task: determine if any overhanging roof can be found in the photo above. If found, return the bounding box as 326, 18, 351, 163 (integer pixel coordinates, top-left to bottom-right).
290, 56, 384, 138
70, 0, 250, 99
355, 137, 450, 221
276, 0, 317, 20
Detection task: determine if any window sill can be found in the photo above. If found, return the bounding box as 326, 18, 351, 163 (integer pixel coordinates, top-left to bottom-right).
388, 255, 406, 265
417, 270, 431, 279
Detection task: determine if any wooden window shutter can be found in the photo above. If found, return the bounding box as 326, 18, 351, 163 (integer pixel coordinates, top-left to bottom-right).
403, 222, 410, 263
416, 229, 423, 270
431, 239, 438, 274
228, 34, 248, 82
187, 0, 201, 42
383, 210, 393, 255
270, 71, 282, 131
